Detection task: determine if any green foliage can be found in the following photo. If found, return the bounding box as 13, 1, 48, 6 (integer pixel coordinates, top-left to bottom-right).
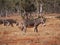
0, 0, 60, 14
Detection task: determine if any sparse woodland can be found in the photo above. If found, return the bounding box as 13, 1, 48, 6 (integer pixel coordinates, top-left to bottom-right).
0, 0, 60, 17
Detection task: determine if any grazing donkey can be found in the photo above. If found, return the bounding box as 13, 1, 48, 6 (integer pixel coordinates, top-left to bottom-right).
5, 19, 18, 27
20, 16, 46, 32
0, 19, 9, 26
0, 19, 18, 27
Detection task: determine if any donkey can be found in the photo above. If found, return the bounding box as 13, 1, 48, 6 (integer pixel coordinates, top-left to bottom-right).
0, 19, 18, 27
5, 19, 18, 27
20, 16, 46, 32
0, 19, 9, 26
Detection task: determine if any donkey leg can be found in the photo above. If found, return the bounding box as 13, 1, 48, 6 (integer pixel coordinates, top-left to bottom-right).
16, 22, 19, 26
4, 23, 6, 26
23, 26, 27, 32
34, 26, 38, 32
21, 26, 24, 31
10, 23, 14, 27
3, 20, 8, 26
41, 21, 46, 26
20, 23, 25, 31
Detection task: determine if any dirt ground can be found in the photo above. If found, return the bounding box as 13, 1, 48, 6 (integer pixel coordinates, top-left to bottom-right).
0, 13, 60, 45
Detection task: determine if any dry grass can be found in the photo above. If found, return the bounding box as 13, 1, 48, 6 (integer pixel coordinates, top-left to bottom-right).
0, 14, 60, 45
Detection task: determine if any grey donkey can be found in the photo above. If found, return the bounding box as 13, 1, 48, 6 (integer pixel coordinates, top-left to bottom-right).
19, 16, 46, 32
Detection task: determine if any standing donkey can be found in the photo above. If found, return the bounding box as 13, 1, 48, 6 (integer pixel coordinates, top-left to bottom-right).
19, 12, 46, 32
